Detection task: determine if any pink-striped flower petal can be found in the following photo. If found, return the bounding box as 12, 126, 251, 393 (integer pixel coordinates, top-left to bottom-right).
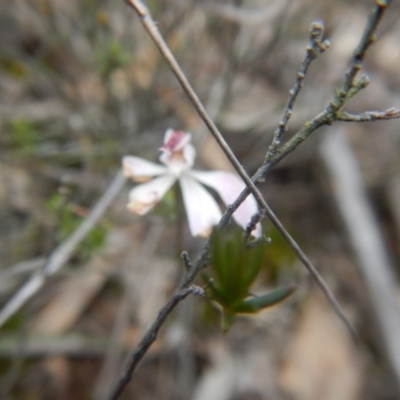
127, 174, 176, 215
123, 156, 167, 182
161, 129, 191, 153
190, 170, 261, 237
179, 175, 222, 237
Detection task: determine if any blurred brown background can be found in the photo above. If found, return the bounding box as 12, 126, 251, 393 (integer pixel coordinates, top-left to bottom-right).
1, 0, 400, 399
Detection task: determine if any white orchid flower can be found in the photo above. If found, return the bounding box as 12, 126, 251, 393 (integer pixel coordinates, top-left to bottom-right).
122, 129, 261, 237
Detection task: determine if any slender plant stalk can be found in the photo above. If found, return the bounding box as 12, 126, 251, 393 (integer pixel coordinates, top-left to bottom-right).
266, 21, 330, 160
109, 285, 204, 400
174, 182, 185, 260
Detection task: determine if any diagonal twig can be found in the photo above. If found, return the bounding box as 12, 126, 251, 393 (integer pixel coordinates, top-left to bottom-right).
0, 171, 127, 328
330, 0, 393, 111
266, 21, 330, 160
109, 285, 205, 400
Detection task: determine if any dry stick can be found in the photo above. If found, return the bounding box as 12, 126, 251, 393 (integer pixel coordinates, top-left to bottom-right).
337, 108, 400, 122
109, 285, 204, 400
0, 258, 45, 283
330, 0, 392, 111
125, 0, 354, 330
95, 218, 166, 400
0, 171, 127, 328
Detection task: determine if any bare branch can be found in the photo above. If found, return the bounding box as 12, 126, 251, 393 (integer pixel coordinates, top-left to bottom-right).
330, 0, 392, 111
266, 21, 330, 159
261, 1, 393, 170
109, 285, 205, 400
180, 251, 193, 270
337, 108, 400, 122
244, 209, 268, 242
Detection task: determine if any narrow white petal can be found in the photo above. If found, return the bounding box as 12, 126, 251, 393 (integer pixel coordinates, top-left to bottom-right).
182, 143, 196, 167
190, 170, 261, 236
122, 156, 167, 182
179, 176, 222, 237
127, 175, 176, 215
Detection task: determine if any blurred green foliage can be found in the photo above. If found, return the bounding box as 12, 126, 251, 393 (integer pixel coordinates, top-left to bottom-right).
0, 310, 26, 333
150, 184, 178, 224
46, 193, 107, 259
95, 37, 131, 78
8, 119, 41, 154
0, 57, 28, 79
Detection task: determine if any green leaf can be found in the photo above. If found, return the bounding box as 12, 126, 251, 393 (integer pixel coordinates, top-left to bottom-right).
233, 285, 297, 314
242, 238, 265, 287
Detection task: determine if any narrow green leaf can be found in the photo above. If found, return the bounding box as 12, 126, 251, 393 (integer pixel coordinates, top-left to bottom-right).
233, 285, 297, 314
243, 241, 265, 287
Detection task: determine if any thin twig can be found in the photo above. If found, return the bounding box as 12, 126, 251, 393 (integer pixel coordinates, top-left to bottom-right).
0, 258, 45, 282
330, 0, 392, 111
266, 21, 330, 160
0, 171, 127, 328
109, 285, 205, 400
262, 0, 398, 168
244, 209, 268, 241
337, 108, 400, 122
180, 251, 193, 270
